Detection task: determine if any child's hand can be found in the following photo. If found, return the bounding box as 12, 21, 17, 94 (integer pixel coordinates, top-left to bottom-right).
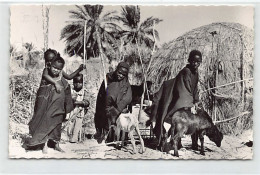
79, 64, 86, 71
55, 83, 63, 93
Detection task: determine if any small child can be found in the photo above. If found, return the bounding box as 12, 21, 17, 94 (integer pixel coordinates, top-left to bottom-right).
42, 48, 86, 93
67, 73, 89, 143
27, 55, 74, 153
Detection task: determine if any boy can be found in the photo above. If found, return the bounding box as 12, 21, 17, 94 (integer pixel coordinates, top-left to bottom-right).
67, 73, 89, 143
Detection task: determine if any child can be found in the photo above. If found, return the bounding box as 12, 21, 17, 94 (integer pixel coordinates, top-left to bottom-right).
42, 49, 85, 93
67, 73, 89, 143
27, 55, 74, 153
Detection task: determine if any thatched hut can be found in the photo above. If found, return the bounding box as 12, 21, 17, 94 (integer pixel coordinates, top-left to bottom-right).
148, 22, 254, 134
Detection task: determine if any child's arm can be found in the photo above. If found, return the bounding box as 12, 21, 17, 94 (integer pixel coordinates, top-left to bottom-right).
62, 64, 86, 80
74, 91, 89, 107
42, 68, 62, 93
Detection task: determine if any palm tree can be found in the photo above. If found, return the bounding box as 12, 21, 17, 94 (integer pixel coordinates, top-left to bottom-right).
116, 6, 162, 54
61, 5, 122, 88
23, 42, 36, 68
60, 5, 121, 59
116, 5, 162, 119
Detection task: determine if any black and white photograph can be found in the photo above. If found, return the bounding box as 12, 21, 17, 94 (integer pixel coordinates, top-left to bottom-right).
9, 4, 254, 159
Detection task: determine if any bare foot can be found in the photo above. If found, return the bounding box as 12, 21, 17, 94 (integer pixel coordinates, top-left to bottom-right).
54, 143, 65, 153
42, 145, 48, 154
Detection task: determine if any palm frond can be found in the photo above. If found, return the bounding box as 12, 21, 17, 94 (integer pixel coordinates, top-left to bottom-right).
69, 10, 87, 20
140, 17, 162, 30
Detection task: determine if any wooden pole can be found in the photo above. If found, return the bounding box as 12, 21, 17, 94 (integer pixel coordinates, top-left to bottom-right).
95, 29, 107, 89
83, 20, 87, 91
82, 20, 87, 120
146, 20, 157, 72
202, 78, 253, 92
136, 41, 150, 122
214, 111, 250, 124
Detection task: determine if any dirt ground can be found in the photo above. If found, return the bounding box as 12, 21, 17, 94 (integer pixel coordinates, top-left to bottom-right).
9, 123, 253, 160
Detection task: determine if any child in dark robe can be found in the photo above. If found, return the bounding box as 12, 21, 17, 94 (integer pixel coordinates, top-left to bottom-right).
25, 53, 84, 153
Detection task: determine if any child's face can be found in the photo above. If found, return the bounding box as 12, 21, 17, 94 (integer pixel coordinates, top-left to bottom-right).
50, 62, 63, 77
74, 82, 83, 91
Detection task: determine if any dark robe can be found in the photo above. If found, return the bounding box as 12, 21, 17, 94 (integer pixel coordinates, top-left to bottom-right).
151, 64, 199, 144
94, 72, 132, 133
27, 76, 73, 146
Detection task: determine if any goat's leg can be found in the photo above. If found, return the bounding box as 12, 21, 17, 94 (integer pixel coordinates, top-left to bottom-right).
191, 133, 199, 150
79, 126, 82, 143
121, 130, 125, 147
199, 132, 205, 155
170, 126, 179, 157
173, 126, 186, 157
129, 131, 137, 154
135, 126, 145, 154
172, 135, 179, 157
115, 127, 121, 149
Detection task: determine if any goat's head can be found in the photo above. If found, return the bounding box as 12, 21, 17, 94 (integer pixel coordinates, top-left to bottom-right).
206, 125, 223, 147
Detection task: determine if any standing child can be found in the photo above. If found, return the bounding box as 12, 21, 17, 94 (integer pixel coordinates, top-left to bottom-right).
67, 73, 89, 143
25, 50, 85, 154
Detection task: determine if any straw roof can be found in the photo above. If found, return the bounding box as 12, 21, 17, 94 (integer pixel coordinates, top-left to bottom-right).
149, 22, 253, 92
148, 22, 254, 131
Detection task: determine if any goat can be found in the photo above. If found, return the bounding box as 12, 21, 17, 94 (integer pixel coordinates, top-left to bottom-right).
168, 108, 223, 157
115, 113, 145, 154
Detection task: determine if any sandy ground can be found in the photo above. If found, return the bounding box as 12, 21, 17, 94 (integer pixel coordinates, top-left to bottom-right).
9, 126, 253, 160
9, 107, 253, 159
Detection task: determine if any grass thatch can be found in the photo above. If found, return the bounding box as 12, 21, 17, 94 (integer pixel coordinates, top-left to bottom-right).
148, 22, 254, 135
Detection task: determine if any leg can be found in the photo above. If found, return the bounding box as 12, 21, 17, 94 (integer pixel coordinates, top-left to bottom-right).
170, 124, 182, 149
191, 133, 199, 150
172, 135, 179, 157
42, 140, 48, 154
121, 130, 126, 147
115, 127, 121, 149
199, 132, 205, 155
70, 117, 83, 143
79, 126, 82, 142
170, 125, 179, 156
177, 137, 183, 150
172, 126, 186, 157
54, 141, 65, 153
128, 131, 137, 154
135, 126, 145, 154
49, 124, 65, 153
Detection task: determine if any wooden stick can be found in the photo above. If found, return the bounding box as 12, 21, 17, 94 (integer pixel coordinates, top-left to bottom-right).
146, 20, 157, 72
82, 20, 87, 120
105, 139, 141, 146
136, 42, 149, 121
202, 78, 253, 92
214, 111, 250, 124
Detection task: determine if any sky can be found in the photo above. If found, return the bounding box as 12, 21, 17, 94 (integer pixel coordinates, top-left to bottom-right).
10, 5, 254, 59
